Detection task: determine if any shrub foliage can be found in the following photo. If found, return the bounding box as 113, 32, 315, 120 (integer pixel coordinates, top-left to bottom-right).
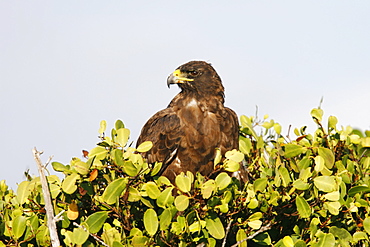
1, 108, 370, 246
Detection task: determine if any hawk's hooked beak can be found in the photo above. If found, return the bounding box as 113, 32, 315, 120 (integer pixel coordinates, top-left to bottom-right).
167, 69, 194, 88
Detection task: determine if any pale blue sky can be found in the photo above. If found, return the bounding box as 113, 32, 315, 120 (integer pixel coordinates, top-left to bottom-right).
1, 1, 369, 189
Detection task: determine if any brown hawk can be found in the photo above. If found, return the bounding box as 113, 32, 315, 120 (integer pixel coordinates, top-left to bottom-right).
137, 61, 246, 182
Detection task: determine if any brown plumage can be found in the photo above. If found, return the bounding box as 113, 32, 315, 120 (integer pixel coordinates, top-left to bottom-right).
137, 61, 245, 182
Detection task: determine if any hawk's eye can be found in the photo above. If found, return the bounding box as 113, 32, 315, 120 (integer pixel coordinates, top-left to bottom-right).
189, 70, 199, 76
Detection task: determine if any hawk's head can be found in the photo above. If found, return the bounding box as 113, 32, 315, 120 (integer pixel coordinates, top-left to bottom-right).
167, 61, 224, 97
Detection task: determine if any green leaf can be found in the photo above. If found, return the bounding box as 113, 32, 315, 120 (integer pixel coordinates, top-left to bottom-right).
175, 195, 189, 211
311, 108, 324, 122
239, 137, 251, 155
274, 123, 282, 135
225, 149, 244, 162
102, 178, 127, 204
86, 211, 109, 234
329, 226, 352, 243
73, 160, 90, 175
115, 128, 130, 147
144, 209, 158, 236
248, 220, 262, 230
224, 160, 240, 172
16, 181, 31, 204
156, 187, 174, 208
282, 236, 294, 247
175, 172, 192, 193
313, 232, 335, 247
144, 182, 161, 199
215, 172, 231, 190
284, 144, 306, 158
318, 147, 335, 169
136, 141, 153, 153
99, 120, 107, 135
236, 229, 247, 247
279, 166, 291, 187
72, 227, 89, 245
123, 161, 140, 177
205, 215, 225, 239
13, 215, 27, 239
313, 176, 336, 192
127, 187, 141, 202
296, 195, 311, 218
88, 146, 108, 160
348, 185, 370, 196
214, 148, 222, 166
324, 201, 341, 215
323, 191, 340, 201
293, 179, 310, 190
52, 161, 68, 172
253, 177, 267, 192
115, 119, 125, 130
363, 217, 370, 234
62, 173, 79, 194
36, 224, 50, 246
159, 209, 172, 231
328, 116, 338, 129
201, 180, 216, 199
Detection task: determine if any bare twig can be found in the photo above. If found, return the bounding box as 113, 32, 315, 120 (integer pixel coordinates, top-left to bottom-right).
73, 222, 110, 247
222, 220, 233, 247
230, 223, 272, 247
33, 147, 60, 247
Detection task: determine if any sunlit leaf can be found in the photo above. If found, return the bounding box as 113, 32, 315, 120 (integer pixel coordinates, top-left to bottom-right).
284, 144, 306, 158
363, 217, 370, 234
62, 173, 79, 194
313, 176, 336, 192
102, 178, 127, 204
205, 215, 225, 239
201, 180, 216, 199
175, 172, 192, 193
215, 172, 231, 190
156, 187, 174, 208
16, 181, 31, 204
52, 161, 68, 172
282, 236, 294, 247
72, 227, 89, 245
311, 108, 324, 122
324, 201, 341, 215
296, 195, 311, 218
86, 211, 109, 234
254, 177, 267, 192
136, 141, 153, 153
225, 149, 244, 163
175, 195, 189, 211
159, 209, 172, 231
236, 229, 247, 247
99, 120, 107, 135
13, 215, 27, 239
115, 128, 130, 147
144, 209, 158, 236
318, 147, 334, 169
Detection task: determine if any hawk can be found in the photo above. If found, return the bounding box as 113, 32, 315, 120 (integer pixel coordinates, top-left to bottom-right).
137, 61, 246, 182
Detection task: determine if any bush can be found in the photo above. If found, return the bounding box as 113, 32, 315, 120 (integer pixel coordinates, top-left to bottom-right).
1, 108, 370, 246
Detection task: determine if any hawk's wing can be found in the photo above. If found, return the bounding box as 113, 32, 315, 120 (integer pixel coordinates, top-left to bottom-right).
137, 107, 182, 174
220, 107, 239, 153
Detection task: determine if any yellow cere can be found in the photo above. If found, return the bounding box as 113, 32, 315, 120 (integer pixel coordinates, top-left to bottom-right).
173, 69, 194, 82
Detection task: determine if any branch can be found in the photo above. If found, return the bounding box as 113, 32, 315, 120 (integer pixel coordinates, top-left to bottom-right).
230, 223, 272, 247
222, 220, 233, 247
33, 147, 60, 247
